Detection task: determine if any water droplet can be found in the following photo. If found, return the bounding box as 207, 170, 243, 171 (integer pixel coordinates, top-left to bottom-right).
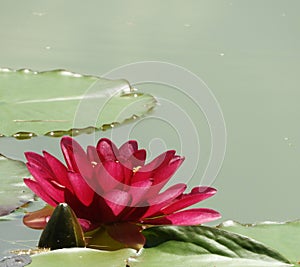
184, 23, 191, 27
219, 53, 225, 57
284, 137, 289, 141
45, 46, 51, 50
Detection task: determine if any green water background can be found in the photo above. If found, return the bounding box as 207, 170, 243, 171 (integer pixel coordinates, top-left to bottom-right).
0, 0, 299, 255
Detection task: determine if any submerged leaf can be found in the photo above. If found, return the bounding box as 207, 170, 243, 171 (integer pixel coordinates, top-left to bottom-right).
38, 203, 85, 250
0, 155, 34, 216
0, 68, 156, 139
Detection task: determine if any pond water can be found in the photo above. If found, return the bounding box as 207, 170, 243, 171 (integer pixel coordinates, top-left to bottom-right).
0, 0, 300, 257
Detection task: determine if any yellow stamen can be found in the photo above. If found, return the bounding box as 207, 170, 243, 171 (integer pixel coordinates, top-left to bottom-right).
133, 166, 141, 173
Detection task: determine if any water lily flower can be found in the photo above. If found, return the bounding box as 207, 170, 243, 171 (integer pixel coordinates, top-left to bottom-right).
23, 137, 220, 249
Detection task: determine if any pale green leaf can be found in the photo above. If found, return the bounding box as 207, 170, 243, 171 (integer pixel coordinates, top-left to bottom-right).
0, 155, 33, 216
5, 224, 298, 266
129, 247, 291, 267
0, 68, 156, 139
30, 248, 136, 267
131, 225, 292, 267
219, 220, 300, 266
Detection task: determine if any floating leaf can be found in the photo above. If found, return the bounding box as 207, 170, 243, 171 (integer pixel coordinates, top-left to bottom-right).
219, 220, 300, 266
129, 249, 291, 267
29, 248, 136, 267
0, 254, 31, 267
132, 225, 291, 267
0, 68, 156, 139
8, 224, 298, 266
0, 155, 34, 216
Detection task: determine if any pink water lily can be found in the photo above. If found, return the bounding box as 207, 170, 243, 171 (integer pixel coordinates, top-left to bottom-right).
23, 137, 220, 248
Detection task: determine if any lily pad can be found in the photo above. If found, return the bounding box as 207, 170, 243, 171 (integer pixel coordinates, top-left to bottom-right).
0, 155, 34, 216
134, 225, 291, 267
219, 220, 300, 266
29, 248, 136, 267
26, 225, 293, 267
0, 68, 156, 139
0, 254, 32, 267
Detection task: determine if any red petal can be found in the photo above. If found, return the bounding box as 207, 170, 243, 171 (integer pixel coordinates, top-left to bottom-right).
142, 184, 186, 218
77, 218, 94, 232
96, 138, 118, 162
23, 205, 54, 229
60, 137, 93, 179
131, 150, 176, 183
26, 164, 65, 203
152, 156, 184, 185
149, 183, 186, 205
130, 149, 147, 167
118, 140, 138, 160
23, 179, 58, 206
94, 161, 124, 192
103, 190, 131, 217
120, 149, 147, 185
128, 180, 153, 206
143, 208, 221, 225
25, 152, 54, 179
121, 206, 148, 222
87, 146, 100, 164
143, 156, 185, 198
43, 151, 72, 191
161, 187, 217, 214
106, 222, 145, 249
68, 172, 94, 206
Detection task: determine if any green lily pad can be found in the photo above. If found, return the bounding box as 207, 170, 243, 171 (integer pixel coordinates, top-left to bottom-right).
0, 155, 34, 216
219, 220, 300, 266
26, 225, 293, 267
0, 68, 156, 139
29, 248, 137, 267
129, 250, 291, 267
133, 225, 291, 267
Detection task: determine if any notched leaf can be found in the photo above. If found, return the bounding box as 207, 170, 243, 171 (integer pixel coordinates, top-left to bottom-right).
0, 68, 156, 139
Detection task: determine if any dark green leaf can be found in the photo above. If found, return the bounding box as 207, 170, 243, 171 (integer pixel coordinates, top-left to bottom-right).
134, 225, 291, 266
